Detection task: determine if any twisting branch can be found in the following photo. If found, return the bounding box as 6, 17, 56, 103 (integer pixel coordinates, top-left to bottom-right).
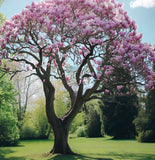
76, 44, 96, 84
55, 52, 76, 107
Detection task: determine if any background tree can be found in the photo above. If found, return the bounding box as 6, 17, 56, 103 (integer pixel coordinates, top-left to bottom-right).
20, 98, 51, 140
100, 95, 138, 139
0, 0, 19, 146
53, 80, 69, 118
134, 89, 155, 142
13, 71, 41, 128
134, 63, 155, 142
99, 67, 139, 139
0, 0, 155, 154
0, 72, 19, 146
0, 0, 5, 27
85, 103, 102, 137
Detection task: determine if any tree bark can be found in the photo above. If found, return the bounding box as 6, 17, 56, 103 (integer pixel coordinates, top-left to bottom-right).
50, 119, 74, 154
43, 81, 82, 155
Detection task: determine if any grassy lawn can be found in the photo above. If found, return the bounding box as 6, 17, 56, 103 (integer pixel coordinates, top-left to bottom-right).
0, 137, 155, 160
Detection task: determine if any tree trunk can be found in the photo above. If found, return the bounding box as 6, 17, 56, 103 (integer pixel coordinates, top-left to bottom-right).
50, 119, 74, 154
43, 82, 81, 155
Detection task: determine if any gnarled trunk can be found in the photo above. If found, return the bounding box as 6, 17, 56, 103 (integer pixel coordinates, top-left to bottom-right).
43, 82, 82, 155
50, 120, 74, 154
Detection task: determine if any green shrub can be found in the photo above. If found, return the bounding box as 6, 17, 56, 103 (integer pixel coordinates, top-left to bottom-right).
134, 89, 155, 143
70, 112, 85, 134
136, 130, 155, 142
0, 111, 19, 146
33, 100, 51, 139
100, 95, 138, 139
76, 126, 86, 137
20, 99, 51, 140
20, 120, 38, 140
85, 106, 102, 138
0, 73, 19, 146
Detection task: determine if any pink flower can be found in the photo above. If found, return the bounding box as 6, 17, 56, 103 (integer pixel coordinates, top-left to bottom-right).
115, 56, 122, 62
145, 84, 149, 91
56, 48, 59, 52
105, 89, 109, 94
43, 79, 46, 83
91, 72, 95, 77
7, 67, 10, 71
63, 54, 66, 58
48, 47, 52, 51
126, 92, 130, 95
79, 50, 82, 54
97, 65, 100, 71
97, 73, 102, 80
66, 76, 69, 81
117, 85, 123, 92
97, 60, 101, 65
27, 66, 30, 71
53, 59, 58, 66
35, 63, 38, 67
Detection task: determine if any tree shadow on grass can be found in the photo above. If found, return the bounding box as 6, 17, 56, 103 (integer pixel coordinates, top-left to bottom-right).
102, 152, 155, 160
0, 148, 26, 160
46, 152, 155, 160
47, 154, 113, 160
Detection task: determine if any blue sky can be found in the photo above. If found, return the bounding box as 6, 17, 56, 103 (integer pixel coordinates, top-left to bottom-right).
0, 0, 155, 45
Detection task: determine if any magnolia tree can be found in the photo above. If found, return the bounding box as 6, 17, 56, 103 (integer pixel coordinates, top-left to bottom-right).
0, 0, 155, 154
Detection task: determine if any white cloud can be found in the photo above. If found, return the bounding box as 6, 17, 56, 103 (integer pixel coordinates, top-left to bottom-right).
130, 0, 155, 8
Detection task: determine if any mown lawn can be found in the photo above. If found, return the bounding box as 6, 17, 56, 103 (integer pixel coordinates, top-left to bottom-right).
0, 137, 155, 160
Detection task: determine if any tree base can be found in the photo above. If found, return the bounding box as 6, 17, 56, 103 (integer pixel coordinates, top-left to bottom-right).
50, 146, 76, 155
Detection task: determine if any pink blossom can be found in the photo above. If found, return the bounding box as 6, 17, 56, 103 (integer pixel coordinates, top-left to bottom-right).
27, 66, 30, 71
92, 72, 94, 77
63, 54, 66, 58
145, 84, 149, 91
105, 89, 109, 94
56, 48, 59, 52
66, 76, 69, 81
119, 48, 125, 56
97, 60, 101, 65
147, 75, 152, 81
126, 92, 130, 95
35, 63, 38, 67
79, 50, 82, 55
43, 79, 46, 83
131, 57, 137, 64
7, 67, 10, 71
97, 65, 100, 71
117, 85, 123, 91
97, 73, 102, 80
53, 59, 58, 66
115, 56, 122, 62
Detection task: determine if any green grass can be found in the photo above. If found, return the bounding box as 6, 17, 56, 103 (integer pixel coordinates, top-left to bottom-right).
0, 137, 155, 160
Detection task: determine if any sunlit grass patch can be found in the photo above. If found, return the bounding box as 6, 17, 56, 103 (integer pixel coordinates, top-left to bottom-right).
0, 137, 155, 160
